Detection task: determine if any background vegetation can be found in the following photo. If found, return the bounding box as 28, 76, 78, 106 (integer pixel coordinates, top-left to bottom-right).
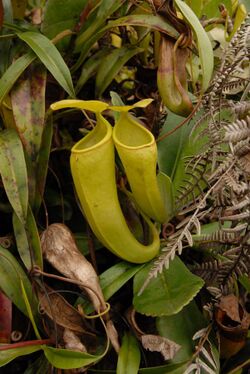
0, 0, 249, 373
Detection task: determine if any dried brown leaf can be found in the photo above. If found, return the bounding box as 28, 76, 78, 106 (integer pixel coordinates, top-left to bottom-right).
37, 285, 93, 334
41, 224, 120, 352
63, 328, 87, 353
215, 294, 250, 358
218, 294, 241, 323
141, 334, 180, 360
41, 223, 105, 312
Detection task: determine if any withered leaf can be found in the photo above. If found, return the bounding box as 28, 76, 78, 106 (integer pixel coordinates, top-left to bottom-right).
63, 328, 87, 353
41, 223, 105, 312
41, 224, 120, 352
215, 294, 250, 358
141, 334, 180, 361
37, 285, 94, 335
218, 294, 242, 323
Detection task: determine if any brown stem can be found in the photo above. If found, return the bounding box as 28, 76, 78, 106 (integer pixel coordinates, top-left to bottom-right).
156, 96, 202, 143
0, 339, 52, 351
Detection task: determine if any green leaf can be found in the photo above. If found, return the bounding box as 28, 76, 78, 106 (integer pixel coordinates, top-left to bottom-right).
0, 345, 42, 367
103, 14, 179, 39
21, 280, 41, 339
0, 0, 13, 75
0, 245, 38, 317
239, 274, 250, 293
172, 112, 208, 201
41, 0, 88, 50
75, 48, 110, 94
77, 262, 143, 314
100, 262, 144, 301
95, 46, 143, 97
25, 206, 43, 268
202, 0, 232, 18
156, 301, 206, 362
0, 129, 28, 222
117, 333, 141, 374
11, 64, 46, 163
11, 64, 47, 206
175, 0, 214, 92
157, 172, 174, 220
13, 212, 31, 270
157, 111, 193, 178
75, 0, 123, 51
73, 14, 179, 71
34, 114, 53, 212
229, 4, 247, 40
17, 31, 75, 97
14, 205, 43, 270
0, 51, 35, 103
43, 346, 105, 369
184, 0, 203, 17
133, 257, 204, 316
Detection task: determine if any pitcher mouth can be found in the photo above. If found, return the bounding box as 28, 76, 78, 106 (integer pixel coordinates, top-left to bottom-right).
71, 114, 112, 154
113, 113, 155, 150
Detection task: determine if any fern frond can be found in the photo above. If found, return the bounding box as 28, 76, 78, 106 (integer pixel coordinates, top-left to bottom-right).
193, 230, 241, 245
220, 211, 250, 221
222, 80, 248, 95
229, 101, 250, 118
217, 246, 250, 289
233, 138, 250, 157
184, 325, 219, 374
175, 154, 209, 208
193, 260, 221, 284
224, 116, 250, 142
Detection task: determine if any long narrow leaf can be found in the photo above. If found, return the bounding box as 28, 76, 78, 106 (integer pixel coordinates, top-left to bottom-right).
34, 115, 53, 212
20, 280, 41, 339
103, 15, 179, 39
0, 0, 13, 75
11, 64, 46, 163
73, 14, 179, 72
12, 213, 31, 270
25, 206, 43, 269
100, 262, 144, 301
11, 64, 47, 206
43, 346, 105, 369
75, 0, 123, 50
13, 206, 43, 271
0, 345, 42, 367
41, 0, 88, 51
0, 129, 28, 223
117, 333, 141, 374
175, 0, 214, 92
0, 246, 37, 317
0, 52, 35, 103
95, 46, 143, 97
17, 31, 75, 97
75, 48, 110, 94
